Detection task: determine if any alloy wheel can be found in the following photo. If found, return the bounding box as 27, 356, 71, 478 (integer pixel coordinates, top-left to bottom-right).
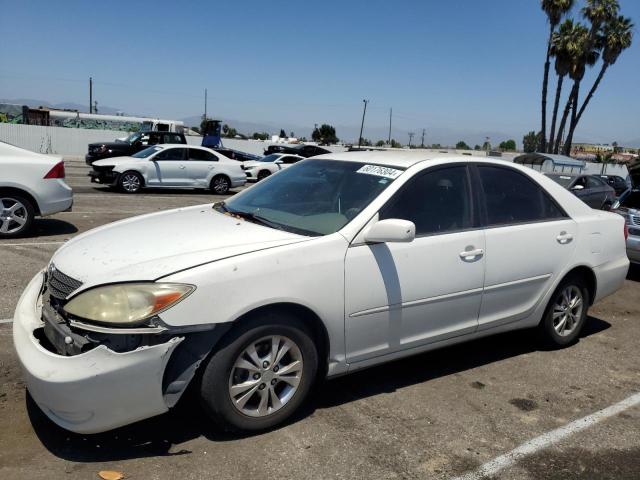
228, 335, 303, 417
121, 173, 141, 192
213, 177, 230, 194
552, 285, 583, 337
0, 198, 28, 234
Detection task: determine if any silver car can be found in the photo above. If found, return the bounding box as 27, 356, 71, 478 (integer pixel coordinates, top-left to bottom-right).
614, 189, 640, 264
0, 142, 73, 238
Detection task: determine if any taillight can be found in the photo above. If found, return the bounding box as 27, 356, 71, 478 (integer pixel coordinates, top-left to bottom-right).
624, 223, 629, 241
44, 161, 65, 179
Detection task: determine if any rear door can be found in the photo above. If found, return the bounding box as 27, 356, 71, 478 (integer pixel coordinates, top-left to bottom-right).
152, 147, 190, 186
475, 164, 577, 329
185, 148, 219, 187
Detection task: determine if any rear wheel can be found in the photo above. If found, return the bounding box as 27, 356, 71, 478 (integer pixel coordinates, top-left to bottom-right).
118, 171, 143, 193
539, 274, 590, 347
0, 195, 34, 238
200, 313, 318, 432
257, 170, 271, 181
210, 175, 231, 195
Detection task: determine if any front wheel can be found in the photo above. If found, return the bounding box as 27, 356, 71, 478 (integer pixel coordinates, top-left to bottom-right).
200, 313, 318, 432
539, 275, 590, 348
257, 170, 271, 181
118, 171, 143, 193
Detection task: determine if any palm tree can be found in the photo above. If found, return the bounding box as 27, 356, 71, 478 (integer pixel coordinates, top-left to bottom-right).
540, 0, 575, 152
547, 20, 575, 153
561, 0, 621, 154
570, 15, 633, 135
551, 23, 598, 154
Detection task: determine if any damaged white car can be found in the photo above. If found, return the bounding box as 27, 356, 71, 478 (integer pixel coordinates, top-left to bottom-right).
14, 152, 629, 434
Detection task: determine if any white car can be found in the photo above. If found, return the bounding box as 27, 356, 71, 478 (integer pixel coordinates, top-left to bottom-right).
0, 141, 73, 238
89, 144, 246, 194
14, 152, 628, 434
243, 153, 304, 181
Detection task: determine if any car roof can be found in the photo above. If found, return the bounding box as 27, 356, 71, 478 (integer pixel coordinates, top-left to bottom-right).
312, 150, 489, 168
546, 173, 578, 178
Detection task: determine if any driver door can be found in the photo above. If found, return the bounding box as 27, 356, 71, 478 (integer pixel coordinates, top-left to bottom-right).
344, 165, 485, 364
151, 147, 190, 186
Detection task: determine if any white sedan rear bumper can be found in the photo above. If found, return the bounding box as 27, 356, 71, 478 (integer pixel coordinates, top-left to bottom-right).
38, 179, 73, 216
13, 271, 183, 434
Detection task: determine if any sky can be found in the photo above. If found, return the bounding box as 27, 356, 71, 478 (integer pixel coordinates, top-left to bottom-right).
1, 0, 639, 146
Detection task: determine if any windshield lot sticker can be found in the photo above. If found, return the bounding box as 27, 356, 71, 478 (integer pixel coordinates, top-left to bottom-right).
356, 165, 403, 179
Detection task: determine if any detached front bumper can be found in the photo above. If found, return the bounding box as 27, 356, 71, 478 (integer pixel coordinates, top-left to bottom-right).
13, 272, 184, 434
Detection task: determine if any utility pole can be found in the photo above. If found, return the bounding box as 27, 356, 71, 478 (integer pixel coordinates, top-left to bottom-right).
204, 88, 208, 121
408, 132, 415, 148
421, 128, 425, 148
388, 108, 392, 145
89, 77, 93, 114
358, 99, 369, 148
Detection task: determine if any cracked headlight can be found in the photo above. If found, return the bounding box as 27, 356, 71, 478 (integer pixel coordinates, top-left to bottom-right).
63, 283, 194, 326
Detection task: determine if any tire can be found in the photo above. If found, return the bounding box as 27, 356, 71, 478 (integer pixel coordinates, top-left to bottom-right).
200, 312, 318, 433
210, 175, 231, 195
118, 171, 143, 193
0, 195, 35, 238
539, 274, 590, 348
257, 170, 271, 181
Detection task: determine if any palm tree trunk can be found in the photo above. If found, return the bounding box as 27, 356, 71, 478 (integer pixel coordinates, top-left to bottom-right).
547, 75, 564, 153
562, 82, 580, 156
553, 82, 577, 154
573, 62, 609, 130
540, 29, 553, 152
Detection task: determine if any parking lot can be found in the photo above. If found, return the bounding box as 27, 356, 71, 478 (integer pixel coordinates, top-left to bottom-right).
0, 159, 639, 480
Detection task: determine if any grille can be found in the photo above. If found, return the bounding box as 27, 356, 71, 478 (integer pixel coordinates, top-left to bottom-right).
46, 264, 83, 300
629, 214, 640, 227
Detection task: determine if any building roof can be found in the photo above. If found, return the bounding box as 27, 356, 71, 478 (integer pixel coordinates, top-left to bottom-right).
513, 152, 585, 168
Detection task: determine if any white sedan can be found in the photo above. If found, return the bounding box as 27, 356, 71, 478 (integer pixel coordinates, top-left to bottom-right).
243, 153, 304, 181
90, 145, 246, 194
14, 151, 628, 434
0, 141, 73, 238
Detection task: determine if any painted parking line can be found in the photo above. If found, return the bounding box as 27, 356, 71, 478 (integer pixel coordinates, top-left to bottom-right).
0, 318, 13, 324
450, 391, 640, 480
0, 241, 65, 247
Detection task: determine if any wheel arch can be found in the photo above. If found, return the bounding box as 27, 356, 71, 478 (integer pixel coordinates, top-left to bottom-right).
118, 169, 146, 187
561, 265, 597, 305
0, 186, 41, 215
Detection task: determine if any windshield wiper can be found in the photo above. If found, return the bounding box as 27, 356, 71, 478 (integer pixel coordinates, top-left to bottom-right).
213, 203, 285, 231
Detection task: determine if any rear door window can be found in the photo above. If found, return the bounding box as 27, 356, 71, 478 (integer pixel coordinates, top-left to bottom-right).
478, 166, 566, 226
189, 148, 217, 161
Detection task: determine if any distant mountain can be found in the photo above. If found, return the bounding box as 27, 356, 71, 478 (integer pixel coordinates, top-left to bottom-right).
1, 98, 129, 116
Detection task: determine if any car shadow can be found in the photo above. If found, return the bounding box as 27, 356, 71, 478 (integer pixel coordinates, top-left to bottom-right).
88, 186, 241, 196
27, 219, 79, 237
29, 316, 611, 463
626, 263, 640, 282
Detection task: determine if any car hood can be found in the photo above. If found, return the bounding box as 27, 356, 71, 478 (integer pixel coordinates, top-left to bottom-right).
50, 205, 308, 291
89, 141, 131, 150
243, 160, 271, 168
92, 156, 143, 167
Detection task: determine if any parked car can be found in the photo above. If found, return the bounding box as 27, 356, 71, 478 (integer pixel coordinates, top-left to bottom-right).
546, 173, 616, 209
89, 145, 246, 194
14, 152, 628, 435
243, 153, 305, 181
85, 131, 187, 165
0, 141, 73, 238
264, 144, 331, 158
212, 148, 261, 163
599, 175, 628, 196
613, 188, 640, 265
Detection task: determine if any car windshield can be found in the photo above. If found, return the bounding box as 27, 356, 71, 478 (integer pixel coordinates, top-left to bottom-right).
219, 159, 404, 236
123, 132, 142, 144
132, 146, 162, 158
547, 174, 575, 187
260, 154, 284, 163
621, 191, 640, 209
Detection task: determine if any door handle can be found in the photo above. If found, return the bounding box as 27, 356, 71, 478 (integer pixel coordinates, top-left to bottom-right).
459, 248, 484, 260
556, 232, 573, 244
179, 165, 186, 169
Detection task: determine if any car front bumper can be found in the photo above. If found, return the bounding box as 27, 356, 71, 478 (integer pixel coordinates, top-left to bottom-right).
13, 271, 184, 434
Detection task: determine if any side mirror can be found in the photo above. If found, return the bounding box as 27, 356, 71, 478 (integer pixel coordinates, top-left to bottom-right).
571, 184, 584, 191
364, 219, 415, 243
